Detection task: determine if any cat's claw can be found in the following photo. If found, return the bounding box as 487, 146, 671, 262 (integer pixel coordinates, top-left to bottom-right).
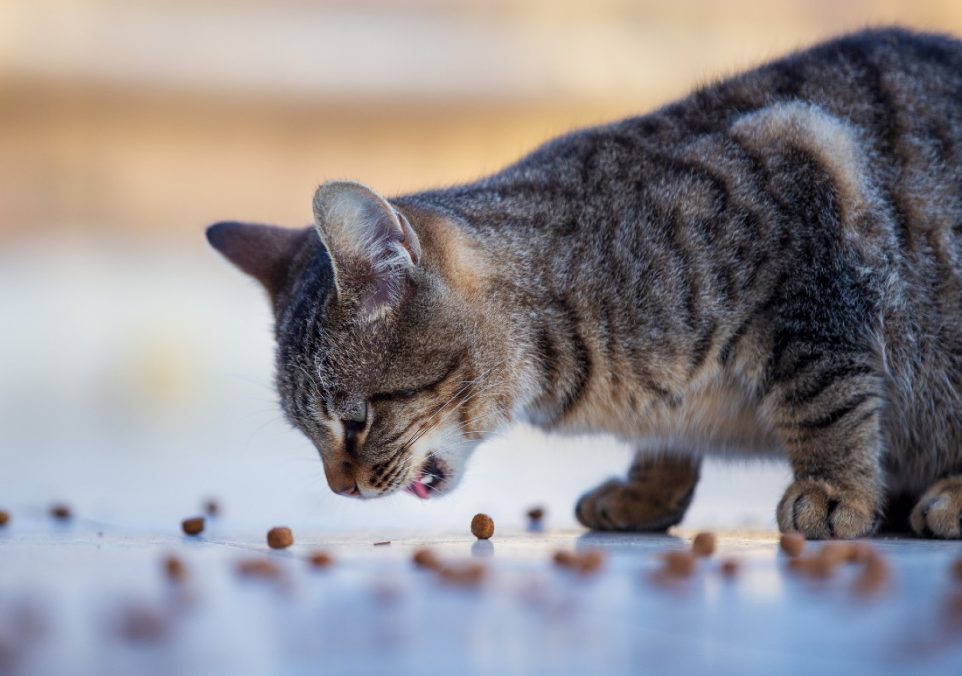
910, 476, 962, 538
777, 479, 879, 540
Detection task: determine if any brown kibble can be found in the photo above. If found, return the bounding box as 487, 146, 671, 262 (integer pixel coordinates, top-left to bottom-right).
162, 555, 186, 582
552, 550, 578, 568
412, 548, 442, 571
235, 558, 281, 579
307, 551, 333, 569
50, 504, 72, 521
662, 550, 696, 578
719, 558, 740, 578
181, 517, 204, 536
526, 506, 545, 522
267, 527, 293, 549
779, 532, 806, 558
853, 555, 889, 596
0, 510, 9, 527
471, 513, 494, 540
691, 532, 716, 558
439, 562, 486, 587
787, 555, 836, 579
203, 499, 220, 517
577, 549, 606, 574
950, 557, 962, 581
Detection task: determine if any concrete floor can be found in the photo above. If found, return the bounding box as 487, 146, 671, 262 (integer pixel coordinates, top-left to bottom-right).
2, 515, 962, 676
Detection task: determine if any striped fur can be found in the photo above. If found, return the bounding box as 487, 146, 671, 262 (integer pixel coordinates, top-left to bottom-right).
212, 28, 962, 538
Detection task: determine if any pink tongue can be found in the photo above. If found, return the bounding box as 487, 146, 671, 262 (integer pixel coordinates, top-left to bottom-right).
411, 481, 428, 500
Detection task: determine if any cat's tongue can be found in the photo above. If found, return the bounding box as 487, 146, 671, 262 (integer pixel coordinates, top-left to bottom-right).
410, 480, 429, 500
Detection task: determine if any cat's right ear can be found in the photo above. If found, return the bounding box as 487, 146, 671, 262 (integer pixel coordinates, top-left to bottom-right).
205, 221, 308, 299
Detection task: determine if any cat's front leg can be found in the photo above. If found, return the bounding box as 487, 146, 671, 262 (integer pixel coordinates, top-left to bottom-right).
575, 453, 700, 531
769, 361, 885, 539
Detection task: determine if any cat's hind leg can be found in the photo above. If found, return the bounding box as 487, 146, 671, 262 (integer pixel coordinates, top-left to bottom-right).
909, 476, 962, 538
575, 453, 700, 532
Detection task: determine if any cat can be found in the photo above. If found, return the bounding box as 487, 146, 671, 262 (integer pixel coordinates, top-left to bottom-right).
207, 27, 962, 539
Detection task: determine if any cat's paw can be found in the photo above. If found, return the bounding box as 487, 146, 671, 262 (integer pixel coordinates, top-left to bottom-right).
777, 479, 880, 539
575, 478, 686, 532
910, 477, 962, 539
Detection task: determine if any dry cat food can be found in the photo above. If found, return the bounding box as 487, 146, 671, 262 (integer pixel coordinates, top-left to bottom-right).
49, 504, 72, 521
526, 506, 545, 522
853, 553, 889, 596
181, 517, 205, 536
307, 551, 334, 569
719, 558, 740, 578
551, 549, 605, 575
0, 510, 9, 527
471, 513, 495, 540
439, 562, 486, 587
779, 532, 806, 558
162, 555, 186, 582
553, 550, 578, 568
662, 550, 696, 578
691, 532, 716, 558
203, 499, 220, 517
267, 527, 294, 549
412, 548, 443, 571
235, 558, 281, 579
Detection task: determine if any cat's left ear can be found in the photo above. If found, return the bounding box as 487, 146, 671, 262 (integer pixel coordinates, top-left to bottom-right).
312, 181, 421, 322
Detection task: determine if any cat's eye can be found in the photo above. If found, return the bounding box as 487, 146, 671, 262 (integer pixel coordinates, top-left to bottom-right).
342, 401, 368, 426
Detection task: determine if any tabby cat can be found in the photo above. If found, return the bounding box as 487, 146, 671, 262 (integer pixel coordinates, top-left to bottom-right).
207, 28, 962, 539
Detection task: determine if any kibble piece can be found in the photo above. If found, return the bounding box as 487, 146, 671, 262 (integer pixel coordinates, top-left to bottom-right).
787, 555, 836, 580
308, 551, 334, 569
577, 549, 606, 574
553, 550, 578, 568
203, 499, 220, 517
412, 548, 442, 571
267, 527, 293, 549
0, 510, 9, 527
691, 532, 716, 558
779, 532, 806, 558
662, 550, 696, 578
719, 558, 740, 578
526, 507, 545, 522
50, 504, 72, 521
181, 517, 204, 536
471, 513, 494, 540
235, 559, 281, 579
162, 555, 186, 582
817, 542, 854, 566
853, 555, 889, 596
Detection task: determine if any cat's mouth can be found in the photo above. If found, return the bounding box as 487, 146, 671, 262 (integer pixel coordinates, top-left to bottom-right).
405, 454, 449, 500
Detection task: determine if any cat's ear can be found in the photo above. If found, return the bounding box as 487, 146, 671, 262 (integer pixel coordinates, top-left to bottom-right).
206, 221, 308, 299
312, 181, 421, 322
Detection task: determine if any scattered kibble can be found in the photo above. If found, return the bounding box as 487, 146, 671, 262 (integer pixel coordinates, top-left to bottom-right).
853, 554, 889, 596
49, 504, 72, 521
308, 551, 333, 569
787, 555, 836, 580
526, 506, 545, 522
691, 532, 716, 558
373, 540, 391, 547
576, 549, 606, 574
412, 548, 443, 571
471, 513, 495, 540
553, 550, 578, 568
0, 510, 9, 527
779, 532, 806, 558
181, 517, 204, 536
662, 550, 696, 578
817, 542, 853, 566
162, 555, 186, 582
267, 527, 293, 549
439, 562, 486, 587
235, 559, 281, 579
203, 499, 220, 517
719, 558, 740, 578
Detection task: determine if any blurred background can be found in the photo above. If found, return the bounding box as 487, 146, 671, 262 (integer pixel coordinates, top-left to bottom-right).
3, 0, 961, 535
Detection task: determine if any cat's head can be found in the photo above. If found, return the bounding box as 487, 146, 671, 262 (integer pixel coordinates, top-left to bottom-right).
207, 181, 506, 500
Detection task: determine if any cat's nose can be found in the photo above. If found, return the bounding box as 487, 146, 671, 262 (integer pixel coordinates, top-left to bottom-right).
325, 459, 360, 498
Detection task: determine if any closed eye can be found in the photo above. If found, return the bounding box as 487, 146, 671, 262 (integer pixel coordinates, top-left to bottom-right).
369, 353, 465, 405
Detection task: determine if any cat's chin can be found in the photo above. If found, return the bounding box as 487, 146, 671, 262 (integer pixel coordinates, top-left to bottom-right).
404, 454, 452, 500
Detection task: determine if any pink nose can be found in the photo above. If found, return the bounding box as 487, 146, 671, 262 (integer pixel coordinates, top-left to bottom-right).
337, 483, 359, 497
